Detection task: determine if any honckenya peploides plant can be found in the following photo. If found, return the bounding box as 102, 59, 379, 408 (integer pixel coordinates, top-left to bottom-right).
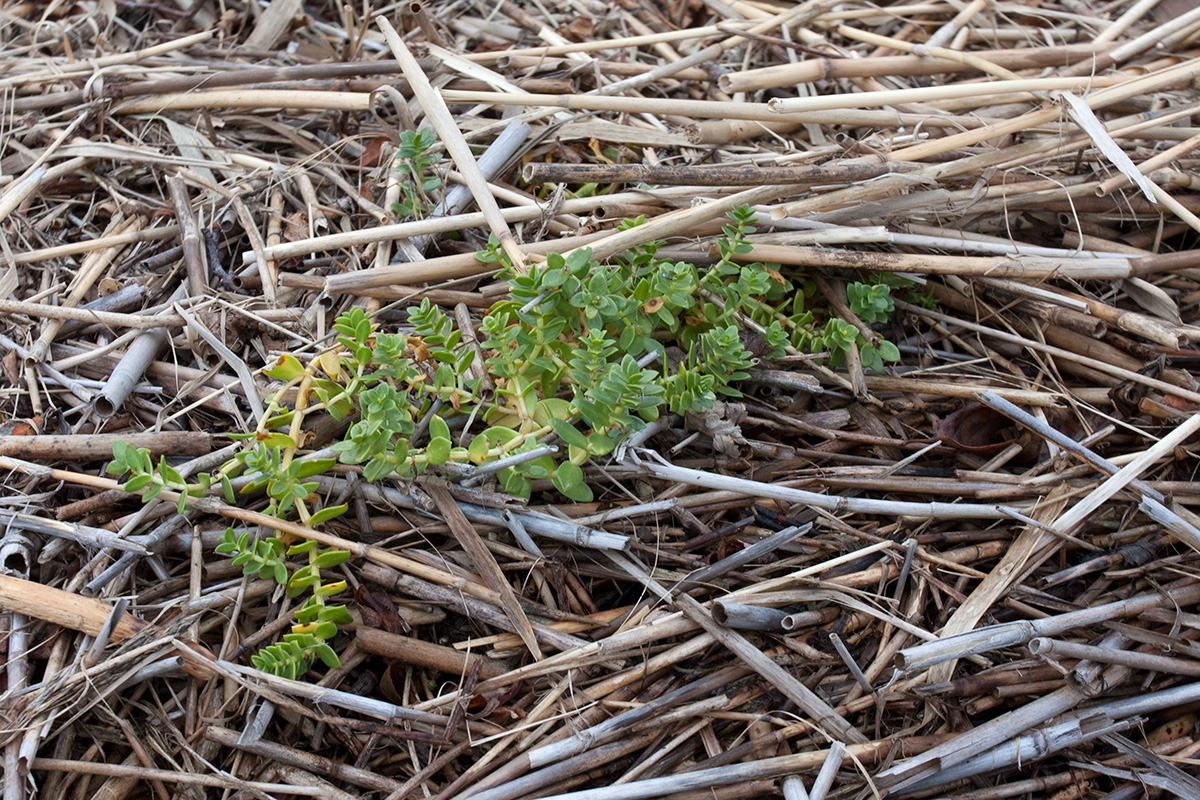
108, 206, 907, 678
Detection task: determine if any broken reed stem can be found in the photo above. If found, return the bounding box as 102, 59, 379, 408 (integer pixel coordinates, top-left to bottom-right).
0, 29, 213, 86
895, 582, 1200, 674
718, 42, 1108, 93
522, 161, 919, 186
1096, 132, 1200, 196
890, 57, 1200, 162
766, 76, 1119, 113
246, 190, 677, 266
0, 432, 212, 460
0, 572, 215, 677
113, 90, 373, 113
625, 452, 1024, 520
1028, 638, 1200, 677
710, 603, 789, 632
735, 243, 1133, 279
7, 224, 179, 266
0, 157, 92, 226
93, 284, 187, 418
356, 627, 507, 679
167, 174, 207, 297
0, 297, 227, 330
28, 760, 328, 796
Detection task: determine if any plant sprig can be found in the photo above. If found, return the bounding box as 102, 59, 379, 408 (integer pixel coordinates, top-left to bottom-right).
109, 205, 916, 680
390, 127, 443, 219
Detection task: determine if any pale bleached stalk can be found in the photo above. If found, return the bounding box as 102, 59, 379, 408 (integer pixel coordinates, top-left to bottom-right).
1107, 3, 1200, 63
718, 41, 1105, 93
440, 89, 780, 120
894, 581, 1200, 674
766, 76, 1118, 113
736, 242, 1133, 280
1095, 0, 1163, 42
1039, 406, 1200, 537
248, 182, 676, 266
0, 156, 90, 227
0, 512, 148, 554
1056, 91, 1157, 202
55, 283, 146, 337
836, 25, 1021, 79
2, 528, 32, 800
9, 225, 178, 267
463, 24, 737, 62
565, 183, 793, 262
1097, 132, 1200, 196
113, 90, 372, 113
571, 498, 678, 527
892, 57, 1200, 163
806, 742, 846, 800
28, 759, 326, 797
89, 331, 163, 410
623, 450, 1025, 519
782, 776, 810, 800
93, 285, 187, 418
377, 17, 526, 271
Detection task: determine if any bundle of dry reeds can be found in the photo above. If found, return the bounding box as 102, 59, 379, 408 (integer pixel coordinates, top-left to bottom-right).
3, 0, 1200, 798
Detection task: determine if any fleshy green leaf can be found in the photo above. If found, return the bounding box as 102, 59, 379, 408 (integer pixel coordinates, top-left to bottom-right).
287, 540, 319, 556
123, 474, 154, 493
312, 549, 352, 569
550, 418, 589, 449
426, 436, 451, 465
308, 504, 349, 526
265, 353, 306, 381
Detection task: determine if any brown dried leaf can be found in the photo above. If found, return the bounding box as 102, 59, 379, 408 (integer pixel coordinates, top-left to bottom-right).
355, 583, 410, 635
283, 211, 309, 242
557, 17, 594, 42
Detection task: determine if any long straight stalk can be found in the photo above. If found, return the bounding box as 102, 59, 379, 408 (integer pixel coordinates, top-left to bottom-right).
894, 581, 1200, 673
625, 452, 1022, 519
1029, 638, 1200, 677
719, 42, 1107, 93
